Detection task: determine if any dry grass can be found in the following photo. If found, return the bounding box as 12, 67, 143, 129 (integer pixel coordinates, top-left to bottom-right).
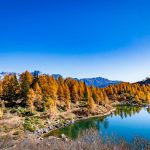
1, 129, 150, 150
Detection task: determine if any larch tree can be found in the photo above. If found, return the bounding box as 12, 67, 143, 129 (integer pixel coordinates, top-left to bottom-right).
146, 92, 150, 103
33, 82, 42, 110
83, 83, 90, 101
2, 75, 10, 100
20, 71, 33, 105
27, 88, 35, 112
88, 96, 96, 112
64, 84, 71, 110
45, 97, 57, 115
2, 75, 19, 105
9, 74, 20, 102
47, 76, 58, 101
78, 82, 84, 100
57, 85, 64, 106
71, 84, 79, 103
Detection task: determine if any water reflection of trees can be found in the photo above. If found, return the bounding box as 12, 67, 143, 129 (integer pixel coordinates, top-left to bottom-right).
51, 106, 145, 139
57, 118, 98, 139
114, 106, 142, 119
51, 117, 110, 139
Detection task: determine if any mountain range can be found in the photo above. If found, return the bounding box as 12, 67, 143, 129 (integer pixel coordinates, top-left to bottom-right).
79, 77, 121, 88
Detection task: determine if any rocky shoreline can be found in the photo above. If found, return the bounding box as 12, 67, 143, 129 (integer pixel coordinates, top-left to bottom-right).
34, 107, 116, 137
32, 100, 149, 138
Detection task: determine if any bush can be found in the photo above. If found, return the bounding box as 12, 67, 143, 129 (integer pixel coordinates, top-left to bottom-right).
23, 117, 36, 132
10, 107, 35, 117
23, 116, 44, 132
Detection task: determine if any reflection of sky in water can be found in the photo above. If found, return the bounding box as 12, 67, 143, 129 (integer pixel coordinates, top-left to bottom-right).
99, 107, 150, 142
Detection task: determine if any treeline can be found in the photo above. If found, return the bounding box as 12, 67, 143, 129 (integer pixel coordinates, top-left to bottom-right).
0, 71, 150, 113
0, 71, 109, 113
104, 82, 150, 103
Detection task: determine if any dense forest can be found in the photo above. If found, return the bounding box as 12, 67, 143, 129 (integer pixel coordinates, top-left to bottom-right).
0, 71, 150, 114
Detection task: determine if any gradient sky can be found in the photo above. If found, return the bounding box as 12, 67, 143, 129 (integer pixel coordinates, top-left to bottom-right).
0, 0, 150, 82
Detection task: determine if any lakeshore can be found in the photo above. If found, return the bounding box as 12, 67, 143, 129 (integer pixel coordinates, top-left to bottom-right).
34, 102, 117, 137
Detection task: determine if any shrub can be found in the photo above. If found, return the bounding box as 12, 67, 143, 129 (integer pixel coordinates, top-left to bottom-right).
10, 107, 35, 117
23, 117, 36, 132
23, 116, 44, 132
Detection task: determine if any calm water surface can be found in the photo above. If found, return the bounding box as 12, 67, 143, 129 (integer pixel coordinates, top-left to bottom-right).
49, 106, 150, 142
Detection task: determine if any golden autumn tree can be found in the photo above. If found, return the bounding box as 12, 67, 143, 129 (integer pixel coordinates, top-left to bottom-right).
58, 76, 64, 85
57, 85, 64, 106
9, 74, 20, 101
91, 86, 99, 104
88, 96, 96, 112
1, 74, 20, 105
83, 83, 90, 101
2, 75, 10, 100
47, 76, 58, 101
45, 97, 57, 115
38, 75, 49, 97
27, 88, 35, 112
71, 84, 79, 103
64, 84, 71, 110
38, 75, 58, 112
33, 82, 42, 110
97, 89, 104, 105
78, 82, 84, 100
146, 92, 150, 103
20, 71, 33, 105
103, 91, 109, 103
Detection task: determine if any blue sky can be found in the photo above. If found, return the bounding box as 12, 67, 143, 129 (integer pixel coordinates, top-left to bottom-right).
0, 0, 150, 82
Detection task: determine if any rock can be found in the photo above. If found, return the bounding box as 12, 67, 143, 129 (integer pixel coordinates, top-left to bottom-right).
39, 137, 43, 140
60, 134, 66, 139
71, 119, 75, 123
48, 126, 53, 130
43, 130, 46, 133
46, 119, 51, 125
66, 120, 70, 125
43, 128, 49, 133
55, 124, 59, 128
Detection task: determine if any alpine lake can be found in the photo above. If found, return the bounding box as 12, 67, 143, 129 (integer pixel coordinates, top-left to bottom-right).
46, 105, 150, 142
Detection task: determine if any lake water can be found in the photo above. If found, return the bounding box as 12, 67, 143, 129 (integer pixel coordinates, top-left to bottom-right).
49, 106, 150, 142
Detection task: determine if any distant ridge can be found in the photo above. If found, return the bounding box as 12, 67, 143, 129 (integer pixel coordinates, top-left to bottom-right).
79, 77, 121, 88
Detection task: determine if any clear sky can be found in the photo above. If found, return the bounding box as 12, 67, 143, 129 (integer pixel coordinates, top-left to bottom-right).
0, 0, 150, 82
